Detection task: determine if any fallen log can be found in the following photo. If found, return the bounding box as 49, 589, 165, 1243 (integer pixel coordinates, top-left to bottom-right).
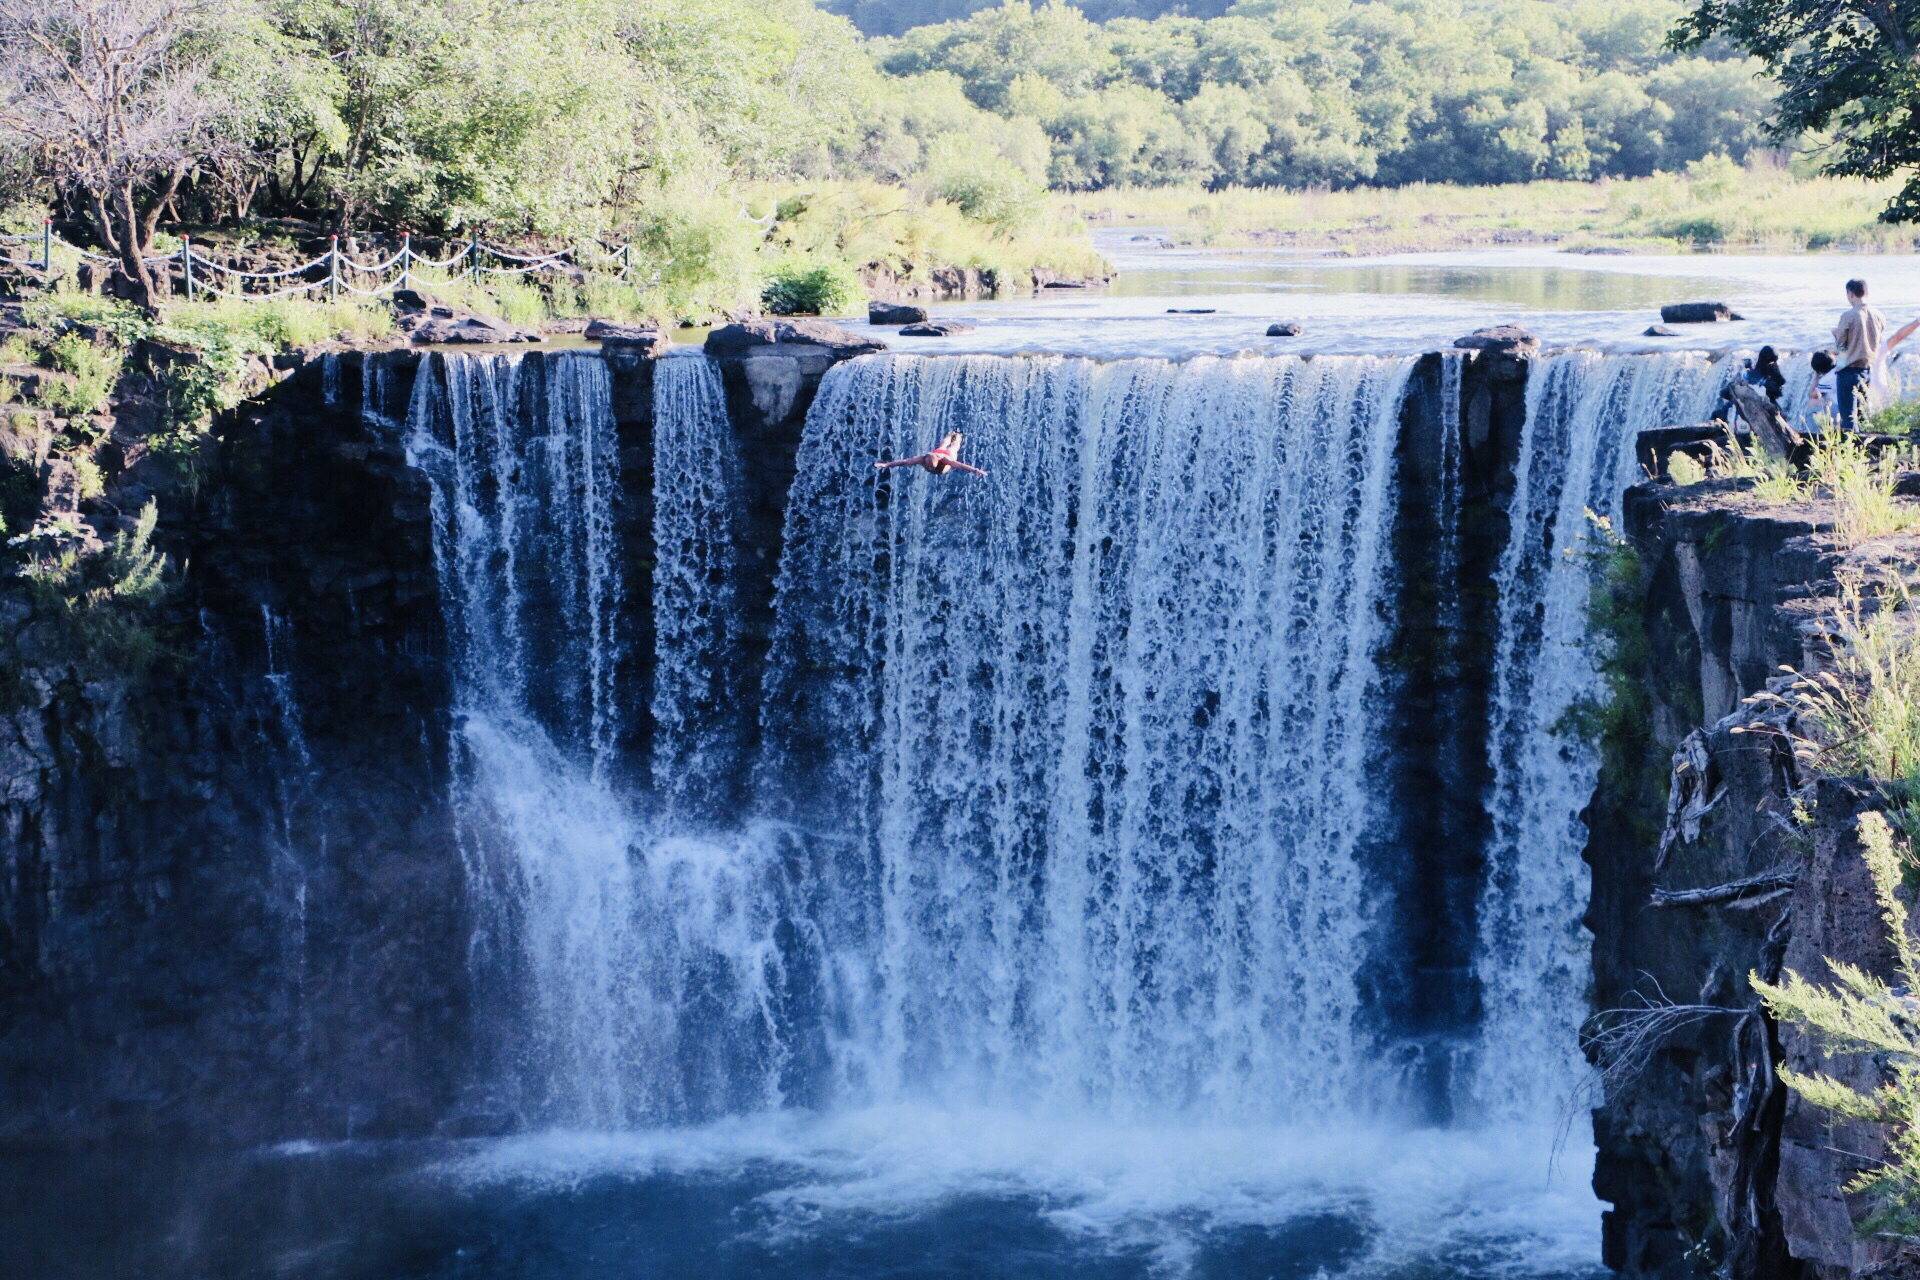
1726, 381, 1802, 460
1650, 870, 1798, 908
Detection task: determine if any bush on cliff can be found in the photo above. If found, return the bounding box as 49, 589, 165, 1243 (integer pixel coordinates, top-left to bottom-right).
1754, 810, 1920, 1236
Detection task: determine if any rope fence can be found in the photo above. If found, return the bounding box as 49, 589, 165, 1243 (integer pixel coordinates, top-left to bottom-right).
0, 222, 645, 304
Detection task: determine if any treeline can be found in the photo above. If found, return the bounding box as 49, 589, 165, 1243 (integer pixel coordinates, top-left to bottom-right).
825, 0, 1235, 38
867, 0, 1775, 190
0, 0, 1111, 315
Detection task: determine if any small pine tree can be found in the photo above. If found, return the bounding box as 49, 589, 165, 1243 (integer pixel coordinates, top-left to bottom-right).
1754, 811, 1920, 1233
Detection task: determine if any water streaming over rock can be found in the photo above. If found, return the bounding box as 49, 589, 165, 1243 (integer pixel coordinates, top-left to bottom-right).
764, 353, 1415, 1118
404, 343, 1761, 1147
1462, 351, 1730, 1122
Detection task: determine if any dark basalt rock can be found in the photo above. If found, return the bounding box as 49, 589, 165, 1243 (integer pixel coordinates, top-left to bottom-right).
1267, 322, 1303, 337
868, 301, 928, 326
585, 319, 667, 353
392, 288, 540, 344
899, 320, 975, 337
1167, 308, 1216, 314
1661, 301, 1743, 324
1453, 326, 1538, 384
1644, 324, 1681, 337
704, 319, 886, 361
1453, 324, 1538, 352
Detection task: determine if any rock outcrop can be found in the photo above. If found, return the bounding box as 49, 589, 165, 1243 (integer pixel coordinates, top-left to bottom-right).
1588, 472, 1920, 1278
868, 301, 928, 325
1661, 302, 1742, 324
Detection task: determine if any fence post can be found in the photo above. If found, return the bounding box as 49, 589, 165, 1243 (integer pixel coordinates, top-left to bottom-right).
329, 235, 339, 301
182, 235, 194, 302
41, 218, 51, 272
470, 230, 480, 288
399, 232, 411, 293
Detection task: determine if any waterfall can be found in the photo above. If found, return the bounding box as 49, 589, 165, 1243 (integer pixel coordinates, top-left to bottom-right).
764, 353, 1414, 1119
405, 351, 809, 1128
650, 355, 745, 815
1463, 351, 1729, 1121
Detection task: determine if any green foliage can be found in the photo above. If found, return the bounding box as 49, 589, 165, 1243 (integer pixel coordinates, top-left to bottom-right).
876, 0, 1774, 192
16, 500, 173, 682
761, 255, 867, 316
1754, 811, 1920, 1234
1866, 400, 1920, 437
1781, 581, 1920, 835
1674, 0, 1920, 223
1706, 426, 1920, 546
38, 335, 121, 418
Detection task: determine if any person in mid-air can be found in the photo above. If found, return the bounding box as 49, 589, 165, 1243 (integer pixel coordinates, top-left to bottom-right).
874, 431, 988, 478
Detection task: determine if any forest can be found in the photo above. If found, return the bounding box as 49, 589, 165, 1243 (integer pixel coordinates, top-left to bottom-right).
0, 0, 1858, 322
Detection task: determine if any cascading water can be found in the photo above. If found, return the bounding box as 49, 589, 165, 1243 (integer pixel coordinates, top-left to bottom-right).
763, 353, 1414, 1118
1463, 351, 1731, 1121
405, 351, 804, 1129
395, 342, 1764, 1273
649, 355, 745, 814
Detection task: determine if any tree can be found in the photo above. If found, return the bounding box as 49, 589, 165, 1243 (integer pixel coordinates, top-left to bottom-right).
1674, 0, 1920, 220
0, 0, 243, 306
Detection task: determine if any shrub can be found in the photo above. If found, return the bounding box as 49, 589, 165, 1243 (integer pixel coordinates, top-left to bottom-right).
38, 334, 120, 417
1866, 399, 1920, 436
1753, 810, 1920, 1236
17, 499, 172, 681
761, 255, 865, 316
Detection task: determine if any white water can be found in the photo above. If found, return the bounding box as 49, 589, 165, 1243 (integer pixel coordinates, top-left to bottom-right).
390, 344, 1780, 1270
764, 353, 1412, 1118
1463, 352, 1731, 1122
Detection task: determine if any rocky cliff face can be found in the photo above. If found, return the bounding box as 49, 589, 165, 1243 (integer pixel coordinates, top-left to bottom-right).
1588, 475, 1920, 1278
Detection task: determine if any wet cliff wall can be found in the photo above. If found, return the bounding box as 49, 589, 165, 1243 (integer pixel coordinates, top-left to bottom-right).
0, 333, 1534, 1149
1588, 474, 1920, 1279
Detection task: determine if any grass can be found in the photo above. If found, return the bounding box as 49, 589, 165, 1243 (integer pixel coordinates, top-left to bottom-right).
158, 296, 392, 349
1700, 427, 1920, 545
1058, 159, 1919, 254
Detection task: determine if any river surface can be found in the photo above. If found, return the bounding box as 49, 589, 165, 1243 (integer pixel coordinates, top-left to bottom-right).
891, 233, 1920, 360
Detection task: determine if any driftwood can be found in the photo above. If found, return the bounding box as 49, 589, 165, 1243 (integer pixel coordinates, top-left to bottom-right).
1727, 381, 1803, 460
1657, 729, 1721, 871
1649, 870, 1799, 908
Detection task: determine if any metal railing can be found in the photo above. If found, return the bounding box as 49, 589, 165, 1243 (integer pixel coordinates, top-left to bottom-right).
0, 221, 644, 302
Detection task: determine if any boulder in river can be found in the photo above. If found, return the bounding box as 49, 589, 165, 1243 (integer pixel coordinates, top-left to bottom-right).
705, 318, 887, 360
1167, 308, 1216, 314
1643, 324, 1680, 338
1660, 301, 1741, 324
900, 320, 976, 337
1453, 325, 1538, 352
869, 301, 929, 326
585, 319, 667, 354
1267, 322, 1303, 337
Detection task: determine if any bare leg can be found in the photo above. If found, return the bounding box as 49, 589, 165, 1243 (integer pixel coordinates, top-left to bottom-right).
875, 454, 930, 470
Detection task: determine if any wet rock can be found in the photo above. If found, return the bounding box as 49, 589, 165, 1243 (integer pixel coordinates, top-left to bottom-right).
584, 319, 667, 354
1452, 324, 1538, 352
1041, 280, 1089, 289
1453, 326, 1537, 383
1644, 325, 1681, 337
1266, 322, 1303, 337
704, 319, 886, 362
868, 301, 928, 326
1167, 308, 1216, 314
1661, 301, 1741, 324
899, 320, 976, 337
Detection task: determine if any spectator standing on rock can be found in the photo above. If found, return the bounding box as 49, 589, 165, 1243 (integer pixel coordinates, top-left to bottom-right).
1833, 278, 1886, 431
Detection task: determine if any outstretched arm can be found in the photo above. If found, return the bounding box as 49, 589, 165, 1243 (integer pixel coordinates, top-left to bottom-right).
949, 460, 989, 478
1890, 318, 1920, 353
